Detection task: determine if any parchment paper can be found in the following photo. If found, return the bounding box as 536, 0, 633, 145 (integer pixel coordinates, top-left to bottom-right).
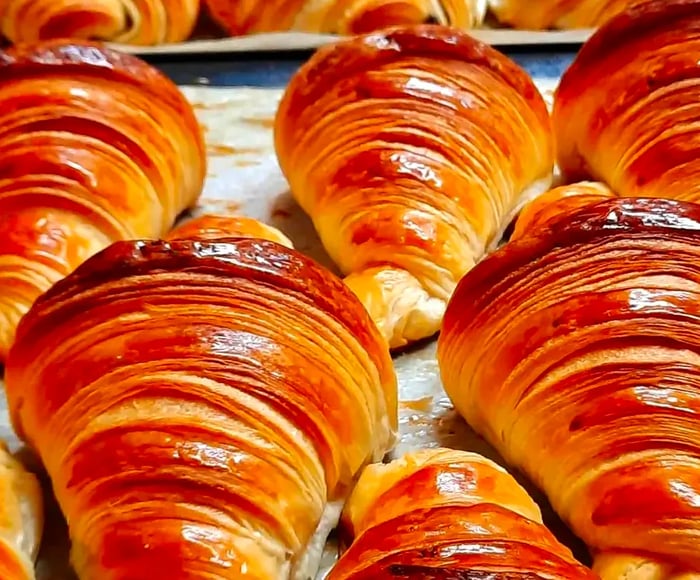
109, 28, 594, 55
1, 79, 590, 579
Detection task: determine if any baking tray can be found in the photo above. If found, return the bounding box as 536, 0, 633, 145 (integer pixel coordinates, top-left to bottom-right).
0, 77, 590, 579
109, 27, 594, 55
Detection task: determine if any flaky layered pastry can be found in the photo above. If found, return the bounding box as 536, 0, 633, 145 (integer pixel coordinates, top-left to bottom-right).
0, 40, 206, 361
204, 0, 487, 35
328, 448, 595, 579
488, 0, 635, 29
438, 197, 700, 578
0, 443, 43, 580
512, 181, 616, 240
5, 237, 397, 579
167, 214, 294, 248
554, 0, 700, 200
275, 24, 553, 349
0, 0, 199, 45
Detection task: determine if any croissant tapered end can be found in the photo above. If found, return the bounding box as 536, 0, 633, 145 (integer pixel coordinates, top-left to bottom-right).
5, 237, 397, 579
0, 40, 206, 363
0, 0, 200, 45
439, 197, 700, 577
167, 214, 294, 248
275, 24, 553, 349
512, 181, 616, 241
553, 0, 700, 197
0, 443, 43, 580
203, 0, 487, 36
488, 0, 634, 29
344, 266, 446, 349
329, 448, 595, 579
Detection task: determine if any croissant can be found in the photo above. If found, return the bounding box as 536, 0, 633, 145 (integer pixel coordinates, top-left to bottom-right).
0, 443, 43, 580
553, 0, 700, 199
0, 0, 199, 45
0, 40, 206, 362
167, 214, 294, 248
438, 196, 700, 578
275, 24, 554, 349
512, 181, 616, 240
328, 448, 595, 578
204, 0, 487, 36
4, 236, 397, 579
488, 0, 634, 29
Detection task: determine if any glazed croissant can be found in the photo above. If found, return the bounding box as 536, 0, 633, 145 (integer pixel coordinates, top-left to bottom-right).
553, 0, 700, 200
329, 448, 595, 578
167, 214, 294, 248
4, 237, 397, 579
275, 24, 554, 349
438, 197, 700, 578
512, 181, 616, 240
0, 443, 43, 580
0, 40, 206, 362
488, 0, 635, 29
0, 0, 199, 45
205, 0, 487, 36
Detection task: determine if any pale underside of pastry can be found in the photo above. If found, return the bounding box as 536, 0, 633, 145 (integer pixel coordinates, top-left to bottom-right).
292, 500, 343, 580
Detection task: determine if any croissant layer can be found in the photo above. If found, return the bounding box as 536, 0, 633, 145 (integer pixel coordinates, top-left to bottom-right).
512, 181, 616, 241
488, 0, 637, 29
330, 449, 594, 579
439, 197, 700, 577
204, 0, 487, 35
5, 238, 397, 579
0, 443, 43, 580
553, 0, 700, 201
0, 0, 200, 45
275, 24, 553, 348
0, 40, 206, 361
166, 214, 294, 248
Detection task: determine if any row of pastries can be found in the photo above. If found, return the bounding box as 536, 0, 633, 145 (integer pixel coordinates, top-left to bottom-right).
0, 0, 699, 577
0, 0, 643, 46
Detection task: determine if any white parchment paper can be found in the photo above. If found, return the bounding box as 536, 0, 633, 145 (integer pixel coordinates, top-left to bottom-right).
1, 80, 589, 579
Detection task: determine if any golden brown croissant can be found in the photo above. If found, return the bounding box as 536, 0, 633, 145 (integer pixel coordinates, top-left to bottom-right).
512, 181, 616, 240
204, 0, 487, 36
275, 24, 554, 349
0, 40, 206, 362
0, 443, 43, 580
329, 448, 596, 579
553, 0, 700, 199
488, 0, 635, 29
438, 196, 700, 578
0, 0, 199, 45
4, 237, 397, 579
167, 214, 294, 248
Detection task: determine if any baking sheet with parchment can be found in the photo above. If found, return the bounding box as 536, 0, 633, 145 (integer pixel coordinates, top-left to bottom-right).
0, 79, 591, 579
